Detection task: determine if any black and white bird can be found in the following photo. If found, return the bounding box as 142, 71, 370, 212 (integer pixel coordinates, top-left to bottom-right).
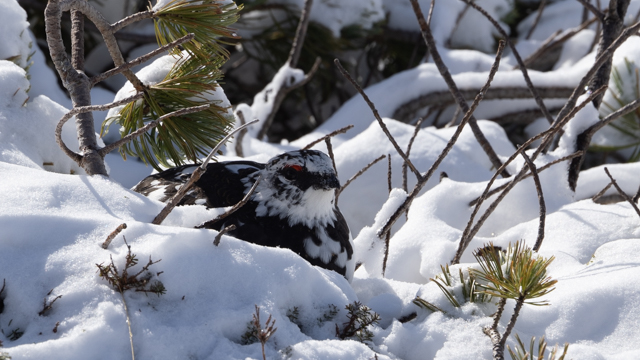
133, 150, 355, 280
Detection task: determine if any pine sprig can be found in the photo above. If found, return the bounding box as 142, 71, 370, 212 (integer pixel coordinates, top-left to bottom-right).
153, 0, 241, 59
107, 52, 234, 169
507, 333, 569, 360
470, 242, 556, 306
336, 301, 380, 343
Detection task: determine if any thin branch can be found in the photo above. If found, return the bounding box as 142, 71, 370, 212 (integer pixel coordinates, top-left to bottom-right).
234, 109, 247, 157
604, 167, 640, 218
337, 155, 386, 203
213, 224, 236, 246
452, 88, 605, 264
152, 120, 259, 225
520, 152, 546, 251
517, 17, 598, 70
378, 36, 506, 238
55, 93, 145, 164
302, 125, 355, 150
461, 0, 555, 126
411, 0, 510, 176
592, 181, 614, 202
91, 33, 195, 86
99, 104, 210, 156
111, 10, 154, 32
325, 138, 338, 177
70, 9, 84, 70
525, 0, 547, 40
196, 175, 262, 229
470, 151, 584, 207
334, 59, 423, 182
256, 57, 321, 140
576, 0, 605, 21
382, 154, 392, 277
102, 223, 127, 249
287, 0, 313, 68
404, 117, 428, 192
633, 183, 640, 204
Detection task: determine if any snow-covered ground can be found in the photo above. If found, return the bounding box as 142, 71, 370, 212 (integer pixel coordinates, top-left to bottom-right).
2, 0, 640, 359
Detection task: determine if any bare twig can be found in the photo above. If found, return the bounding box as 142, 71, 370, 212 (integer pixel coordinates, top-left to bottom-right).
102, 223, 128, 249
213, 224, 236, 246
411, 0, 510, 176
382, 154, 392, 276
462, 0, 555, 126
38, 293, 63, 316
404, 117, 428, 192
91, 33, 195, 86
337, 155, 386, 202
111, 10, 154, 32
517, 17, 598, 70
378, 36, 506, 238
633, 183, 640, 204
234, 109, 247, 157
604, 167, 640, 218
195, 175, 262, 229
302, 125, 355, 150
576, 0, 606, 21
525, 0, 547, 40
335, 59, 423, 181
325, 138, 338, 176
287, 0, 313, 68
520, 152, 546, 251
55, 92, 145, 164
592, 181, 614, 202
470, 151, 584, 207
153, 120, 259, 225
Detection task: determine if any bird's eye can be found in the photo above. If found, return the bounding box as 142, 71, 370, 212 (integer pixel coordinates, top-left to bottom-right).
282, 164, 303, 179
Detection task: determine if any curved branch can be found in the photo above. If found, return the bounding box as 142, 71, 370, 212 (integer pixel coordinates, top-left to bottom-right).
302, 125, 355, 150
521, 152, 546, 251
411, 0, 509, 177
335, 59, 423, 182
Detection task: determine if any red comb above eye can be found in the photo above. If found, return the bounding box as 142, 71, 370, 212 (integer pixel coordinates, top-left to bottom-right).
286, 165, 303, 171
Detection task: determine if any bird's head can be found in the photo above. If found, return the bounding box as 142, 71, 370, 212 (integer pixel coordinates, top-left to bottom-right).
252, 150, 341, 227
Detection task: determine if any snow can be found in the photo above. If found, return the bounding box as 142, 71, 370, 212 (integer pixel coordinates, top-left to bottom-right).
3, 0, 640, 359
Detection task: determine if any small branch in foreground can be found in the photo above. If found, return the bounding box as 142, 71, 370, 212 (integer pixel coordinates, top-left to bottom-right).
520, 152, 546, 252
153, 119, 259, 225
196, 175, 262, 229
334, 59, 423, 182
604, 167, 640, 219
302, 125, 355, 150
377, 36, 505, 239
404, 117, 427, 192
234, 109, 247, 157
102, 223, 128, 249
382, 154, 392, 277
213, 224, 236, 246
592, 181, 614, 203
337, 155, 386, 204
411, 0, 510, 177
38, 291, 62, 317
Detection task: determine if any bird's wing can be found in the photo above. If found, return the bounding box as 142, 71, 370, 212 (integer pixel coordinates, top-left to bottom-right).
132, 161, 264, 207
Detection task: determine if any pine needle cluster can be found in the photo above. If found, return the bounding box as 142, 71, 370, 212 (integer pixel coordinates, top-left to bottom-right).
336, 301, 380, 343
507, 334, 569, 360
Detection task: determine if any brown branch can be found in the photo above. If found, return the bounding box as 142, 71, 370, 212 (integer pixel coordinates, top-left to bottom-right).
470, 151, 584, 207
525, 0, 548, 40
393, 86, 575, 124
382, 154, 392, 277
256, 57, 321, 140
234, 109, 247, 157
411, 0, 510, 176
196, 175, 262, 229
592, 181, 614, 202
71, 9, 84, 70
517, 17, 598, 70
337, 155, 386, 203
462, 0, 555, 126
91, 33, 195, 86
55, 92, 145, 165
521, 152, 546, 252
302, 125, 355, 150
335, 59, 423, 182
287, 0, 313, 68
452, 88, 605, 264
153, 120, 259, 225
213, 224, 236, 246
378, 38, 506, 238
403, 117, 428, 192
111, 10, 154, 32
497, 296, 526, 360
576, 0, 606, 21
325, 138, 338, 177
102, 223, 127, 249
604, 167, 640, 218
633, 183, 640, 204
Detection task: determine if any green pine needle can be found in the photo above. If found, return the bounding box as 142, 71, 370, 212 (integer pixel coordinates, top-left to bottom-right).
470, 242, 557, 306
153, 0, 242, 59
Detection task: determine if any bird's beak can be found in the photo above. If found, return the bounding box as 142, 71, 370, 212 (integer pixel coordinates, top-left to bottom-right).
318, 174, 340, 190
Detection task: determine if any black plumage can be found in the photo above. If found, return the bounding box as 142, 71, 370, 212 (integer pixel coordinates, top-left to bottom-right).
133, 150, 354, 280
